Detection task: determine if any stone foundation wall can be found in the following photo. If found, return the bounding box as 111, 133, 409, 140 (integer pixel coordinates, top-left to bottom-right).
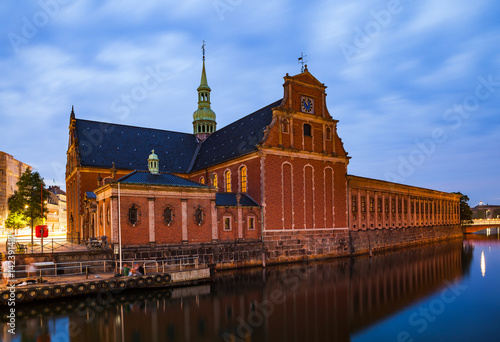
120, 240, 265, 270
349, 224, 463, 255
16, 225, 462, 270
263, 229, 351, 264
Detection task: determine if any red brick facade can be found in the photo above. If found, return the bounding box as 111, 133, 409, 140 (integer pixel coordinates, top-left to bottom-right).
66, 67, 460, 257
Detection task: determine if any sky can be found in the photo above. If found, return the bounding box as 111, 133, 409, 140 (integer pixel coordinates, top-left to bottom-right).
0, 0, 499, 207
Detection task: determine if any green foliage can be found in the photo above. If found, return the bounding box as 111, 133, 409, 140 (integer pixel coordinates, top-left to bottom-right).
453, 192, 473, 224
7, 167, 51, 229
5, 211, 27, 230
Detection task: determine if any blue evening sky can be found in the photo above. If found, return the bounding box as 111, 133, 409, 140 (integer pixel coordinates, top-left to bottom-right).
0, 0, 499, 207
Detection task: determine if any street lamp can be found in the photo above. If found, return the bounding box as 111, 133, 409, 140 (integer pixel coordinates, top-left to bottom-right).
118, 182, 122, 272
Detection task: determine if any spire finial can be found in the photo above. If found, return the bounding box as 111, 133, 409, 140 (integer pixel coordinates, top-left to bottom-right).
202, 40, 206, 60
298, 52, 307, 73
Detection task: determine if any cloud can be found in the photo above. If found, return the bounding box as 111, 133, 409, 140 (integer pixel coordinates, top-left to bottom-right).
0, 0, 499, 207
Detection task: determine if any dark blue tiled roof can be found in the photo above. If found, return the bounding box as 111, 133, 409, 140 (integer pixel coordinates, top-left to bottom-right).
191, 100, 281, 171
215, 193, 260, 207
118, 170, 208, 188
75, 120, 199, 173
85, 191, 96, 199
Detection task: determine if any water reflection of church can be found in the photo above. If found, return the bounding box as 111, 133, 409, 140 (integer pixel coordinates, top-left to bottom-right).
7, 239, 472, 341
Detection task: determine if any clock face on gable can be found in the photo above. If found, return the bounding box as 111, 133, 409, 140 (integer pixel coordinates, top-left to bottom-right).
301, 96, 314, 114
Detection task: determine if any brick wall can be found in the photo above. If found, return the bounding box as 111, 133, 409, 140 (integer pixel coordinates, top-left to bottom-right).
217, 206, 261, 241
189, 156, 262, 204
263, 154, 347, 231
263, 229, 350, 264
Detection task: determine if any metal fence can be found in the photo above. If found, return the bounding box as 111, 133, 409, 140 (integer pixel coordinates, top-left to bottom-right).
5, 236, 86, 254
1, 256, 201, 282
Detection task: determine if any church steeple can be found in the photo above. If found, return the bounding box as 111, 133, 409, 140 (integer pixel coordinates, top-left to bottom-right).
193, 41, 216, 141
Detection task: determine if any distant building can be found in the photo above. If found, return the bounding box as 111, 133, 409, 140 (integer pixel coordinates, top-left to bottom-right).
0, 151, 30, 228
47, 186, 67, 232
471, 202, 500, 219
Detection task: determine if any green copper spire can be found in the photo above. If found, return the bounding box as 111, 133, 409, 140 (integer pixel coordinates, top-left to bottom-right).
198, 58, 211, 92
193, 41, 216, 139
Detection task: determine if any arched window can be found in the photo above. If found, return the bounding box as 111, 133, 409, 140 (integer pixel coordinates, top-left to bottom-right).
200, 176, 205, 185
225, 170, 231, 193
129, 204, 138, 226
303, 123, 312, 137
325, 127, 332, 140
195, 206, 204, 226
164, 206, 173, 226
212, 174, 218, 188
240, 166, 247, 193
282, 119, 289, 134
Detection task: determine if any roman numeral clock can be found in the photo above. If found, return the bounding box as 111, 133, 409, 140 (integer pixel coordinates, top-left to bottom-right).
301, 96, 314, 114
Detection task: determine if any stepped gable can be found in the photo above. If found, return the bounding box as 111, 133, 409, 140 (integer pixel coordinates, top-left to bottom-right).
75, 119, 199, 173
190, 99, 282, 171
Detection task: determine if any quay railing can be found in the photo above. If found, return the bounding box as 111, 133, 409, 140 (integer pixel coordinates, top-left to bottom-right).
0, 256, 202, 283
6, 236, 86, 254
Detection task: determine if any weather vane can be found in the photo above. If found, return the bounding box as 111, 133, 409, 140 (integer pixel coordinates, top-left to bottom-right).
298, 52, 307, 73
202, 40, 206, 60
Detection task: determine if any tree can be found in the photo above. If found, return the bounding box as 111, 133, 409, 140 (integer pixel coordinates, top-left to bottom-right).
8, 168, 50, 244
453, 192, 473, 224
5, 211, 27, 231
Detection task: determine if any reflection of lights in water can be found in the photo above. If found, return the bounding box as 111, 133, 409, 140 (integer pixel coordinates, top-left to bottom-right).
481, 250, 486, 277
487, 228, 491, 236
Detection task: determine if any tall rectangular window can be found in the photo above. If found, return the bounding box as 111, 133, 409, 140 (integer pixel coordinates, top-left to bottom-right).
224, 217, 231, 231
225, 170, 231, 193
369, 197, 374, 212
303, 123, 312, 137
352, 195, 357, 212
240, 166, 247, 193
248, 217, 255, 230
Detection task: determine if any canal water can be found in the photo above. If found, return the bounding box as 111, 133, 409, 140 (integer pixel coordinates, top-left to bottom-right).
2, 232, 500, 342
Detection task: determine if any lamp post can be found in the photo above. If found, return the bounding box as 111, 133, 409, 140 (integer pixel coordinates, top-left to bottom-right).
118, 182, 122, 271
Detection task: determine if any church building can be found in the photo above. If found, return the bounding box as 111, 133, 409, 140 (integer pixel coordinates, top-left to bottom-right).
66, 50, 461, 263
